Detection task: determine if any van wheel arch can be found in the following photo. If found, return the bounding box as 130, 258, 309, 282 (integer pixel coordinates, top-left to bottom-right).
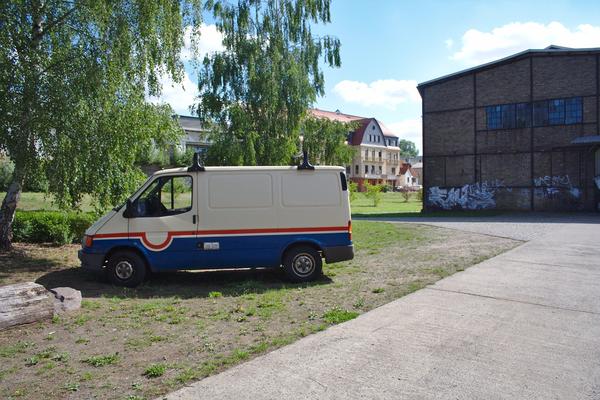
104, 246, 151, 273
281, 241, 323, 265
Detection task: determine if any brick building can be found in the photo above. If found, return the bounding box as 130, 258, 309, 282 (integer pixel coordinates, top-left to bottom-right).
418, 45, 600, 211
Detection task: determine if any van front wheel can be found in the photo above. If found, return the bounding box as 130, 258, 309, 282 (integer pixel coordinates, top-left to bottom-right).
283, 246, 322, 283
106, 251, 147, 288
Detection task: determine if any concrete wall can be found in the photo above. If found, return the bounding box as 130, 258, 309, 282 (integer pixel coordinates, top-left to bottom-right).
422, 52, 600, 212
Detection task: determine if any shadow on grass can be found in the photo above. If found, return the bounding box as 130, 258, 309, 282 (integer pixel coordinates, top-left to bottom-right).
35, 266, 333, 299
0, 244, 68, 282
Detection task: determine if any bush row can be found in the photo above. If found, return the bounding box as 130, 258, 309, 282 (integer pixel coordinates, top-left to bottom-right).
13, 211, 97, 245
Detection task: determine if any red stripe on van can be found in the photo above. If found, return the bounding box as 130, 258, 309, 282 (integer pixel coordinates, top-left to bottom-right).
94, 225, 349, 250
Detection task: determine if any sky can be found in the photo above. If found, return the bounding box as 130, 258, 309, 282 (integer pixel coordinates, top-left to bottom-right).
151, 0, 600, 155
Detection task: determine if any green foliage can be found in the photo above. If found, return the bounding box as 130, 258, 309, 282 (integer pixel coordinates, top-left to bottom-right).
0, 156, 14, 191
364, 183, 383, 207
143, 363, 167, 378
348, 181, 358, 203
199, 0, 341, 166
399, 188, 411, 202
398, 140, 418, 158
13, 211, 95, 245
137, 145, 196, 169
417, 188, 424, 202
83, 353, 119, 367
301, 116, 356, 166
322, 307, 359, 324
0, 0, 203, 246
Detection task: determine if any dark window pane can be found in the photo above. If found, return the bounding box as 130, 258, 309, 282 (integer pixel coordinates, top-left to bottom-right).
533, 101, 549, 126
515, 103, 531, 128
486, 105, 502, 129
501, 104, 516, 129
565, 97, 582, 124
548, 99, 565, 125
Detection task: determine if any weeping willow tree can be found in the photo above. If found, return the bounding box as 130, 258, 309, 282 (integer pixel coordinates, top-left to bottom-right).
0, 0, 203, 250
198, 0, 342, 166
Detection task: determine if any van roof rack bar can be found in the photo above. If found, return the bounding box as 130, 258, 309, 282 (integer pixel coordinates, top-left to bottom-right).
297, 150, 315, 170
188, 152, 206, 172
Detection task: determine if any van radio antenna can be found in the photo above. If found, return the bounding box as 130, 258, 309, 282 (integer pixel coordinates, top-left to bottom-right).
188, 152, 206, 172
297, 150, 315, 170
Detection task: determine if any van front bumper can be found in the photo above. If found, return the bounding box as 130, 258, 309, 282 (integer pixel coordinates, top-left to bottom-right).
78, 249, 105, 271
323, 245, 354, 263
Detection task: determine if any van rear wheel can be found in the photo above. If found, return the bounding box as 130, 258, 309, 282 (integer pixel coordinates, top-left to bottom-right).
283, 246, 322, 283
106, 250, 146, 288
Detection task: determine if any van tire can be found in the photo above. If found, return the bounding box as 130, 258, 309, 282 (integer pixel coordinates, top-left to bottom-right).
106, 250, 147, 288
283, 246, 322, 283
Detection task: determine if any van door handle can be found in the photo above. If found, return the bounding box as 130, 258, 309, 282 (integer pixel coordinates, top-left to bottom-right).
193, 215, 197, 224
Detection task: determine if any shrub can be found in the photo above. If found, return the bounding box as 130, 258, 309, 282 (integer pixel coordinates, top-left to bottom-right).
13, 211, 96, 245
399, 187, 411, 203
416, 188, 423, 202
348, 181, 358, 203
364, 183, 383, 207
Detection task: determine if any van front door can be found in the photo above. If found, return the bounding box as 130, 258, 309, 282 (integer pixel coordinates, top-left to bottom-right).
128, 173, 199, 270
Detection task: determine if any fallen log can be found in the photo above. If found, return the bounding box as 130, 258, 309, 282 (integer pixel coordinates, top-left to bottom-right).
0, 282, 54, 330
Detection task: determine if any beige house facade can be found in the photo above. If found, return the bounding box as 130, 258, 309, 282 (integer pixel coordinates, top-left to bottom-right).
310, 109, 417, 191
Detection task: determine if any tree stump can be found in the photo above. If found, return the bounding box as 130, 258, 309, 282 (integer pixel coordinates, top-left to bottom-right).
0, 282, 54, 330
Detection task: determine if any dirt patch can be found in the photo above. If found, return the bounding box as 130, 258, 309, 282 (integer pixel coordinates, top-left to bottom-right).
0, 222, 520, 399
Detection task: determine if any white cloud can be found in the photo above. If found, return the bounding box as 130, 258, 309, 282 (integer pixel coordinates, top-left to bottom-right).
333, 79, 420, 109
387, 118, 422, 155
181, 23, 225, 61
451, 22, 600, 65
149, 70, 198, 116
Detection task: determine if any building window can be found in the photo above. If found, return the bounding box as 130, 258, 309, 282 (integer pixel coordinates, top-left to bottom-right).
365, 149, 368, 158
489, 97, 582, 130
346, 166, 351, 175
364, 165, 368, 174
548, 99, 565, 125
515, 103, 531, 128
355, 165, 359, 174
378, 151, 382, 160
486, 105, 502, 129
378, 166, 382, 174
501, 104, 516, 129
565, 97, 583, 124
391, 167, 396, 175
533, 101, 548, 126
371, 165, 375, 174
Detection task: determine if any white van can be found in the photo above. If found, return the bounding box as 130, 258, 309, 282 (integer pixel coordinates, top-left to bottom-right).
78, 155, 354, 287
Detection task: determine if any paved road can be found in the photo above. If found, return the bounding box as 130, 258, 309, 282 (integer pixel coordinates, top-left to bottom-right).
163, 214, 600, 400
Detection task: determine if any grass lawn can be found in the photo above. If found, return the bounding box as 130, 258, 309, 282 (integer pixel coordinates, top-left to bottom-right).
18, 192, 95, 212
350, 192, 422, 216
0, 221, 519, 400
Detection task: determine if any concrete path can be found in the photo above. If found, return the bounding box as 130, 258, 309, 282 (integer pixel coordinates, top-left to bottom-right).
163, 214, 600, 400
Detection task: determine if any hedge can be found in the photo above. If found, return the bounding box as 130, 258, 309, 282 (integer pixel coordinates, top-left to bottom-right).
13, 210, 97, 245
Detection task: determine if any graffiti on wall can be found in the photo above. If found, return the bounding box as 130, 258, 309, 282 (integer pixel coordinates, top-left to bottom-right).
533, 175, 581, 199
427, 180, 504, 210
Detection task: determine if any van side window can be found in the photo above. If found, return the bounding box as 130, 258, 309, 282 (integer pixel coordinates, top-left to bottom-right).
133, 175, 193, 217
